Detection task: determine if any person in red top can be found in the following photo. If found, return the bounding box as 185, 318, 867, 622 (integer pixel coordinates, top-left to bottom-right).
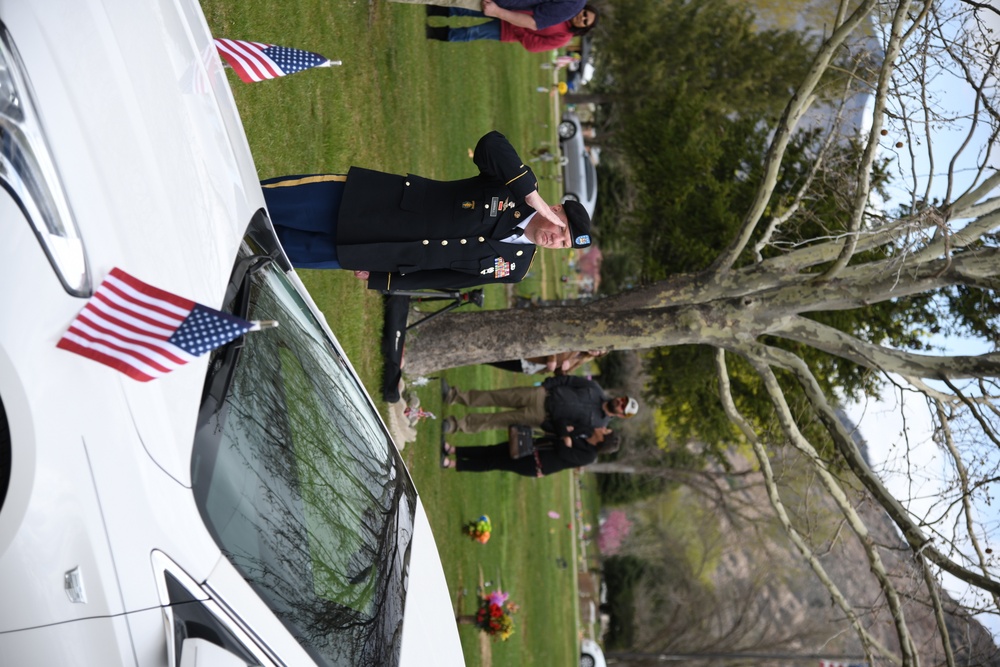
425, 4, 597, 53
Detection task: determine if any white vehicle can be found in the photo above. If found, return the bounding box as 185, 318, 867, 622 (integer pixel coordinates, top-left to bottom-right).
0, 1, 463, 665
580, 638, 607, 667
558, 112, 598, 218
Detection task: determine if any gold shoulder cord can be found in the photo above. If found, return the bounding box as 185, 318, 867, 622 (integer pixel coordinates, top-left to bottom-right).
505, 169, 529, 186
262, 174, 348, 188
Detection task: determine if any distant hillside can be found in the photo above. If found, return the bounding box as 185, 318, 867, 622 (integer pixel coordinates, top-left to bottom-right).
608, 436, 1000, 666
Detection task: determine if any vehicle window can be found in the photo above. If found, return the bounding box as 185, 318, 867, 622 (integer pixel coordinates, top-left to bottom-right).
192, 230, 415, 667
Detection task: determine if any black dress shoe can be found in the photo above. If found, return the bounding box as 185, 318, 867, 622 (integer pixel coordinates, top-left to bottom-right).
426, 5, 451, 16
425, 26, 450, 41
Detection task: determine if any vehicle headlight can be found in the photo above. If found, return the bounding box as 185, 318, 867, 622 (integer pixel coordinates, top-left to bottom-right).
0, 24, 90, 297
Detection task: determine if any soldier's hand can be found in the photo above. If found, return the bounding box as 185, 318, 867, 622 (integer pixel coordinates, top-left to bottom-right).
481, 0, 499, 16
524, 190, 565, 228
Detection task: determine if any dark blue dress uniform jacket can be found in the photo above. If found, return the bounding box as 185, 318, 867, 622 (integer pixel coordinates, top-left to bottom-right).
337, 131, 540, 291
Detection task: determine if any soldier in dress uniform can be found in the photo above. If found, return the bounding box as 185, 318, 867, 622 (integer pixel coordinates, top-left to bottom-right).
261, 130, 592, 291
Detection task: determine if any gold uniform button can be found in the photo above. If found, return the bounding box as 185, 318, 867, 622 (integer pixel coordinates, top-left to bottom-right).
405, 181, 411, 186
516, 250, 524, 257
422, 240, 429, 245
478, 236, 485, 242
460, 239, 467, 244
441, 240, 448, 246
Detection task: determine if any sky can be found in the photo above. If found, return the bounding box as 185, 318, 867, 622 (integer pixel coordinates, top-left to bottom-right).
843, 0, 1000, 638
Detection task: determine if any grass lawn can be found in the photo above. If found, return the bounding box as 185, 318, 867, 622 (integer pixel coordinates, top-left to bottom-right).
199, 1, 591, 664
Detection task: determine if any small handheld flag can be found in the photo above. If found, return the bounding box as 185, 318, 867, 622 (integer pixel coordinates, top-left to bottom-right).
57, 268, 255, 382
214, 38, 339, 83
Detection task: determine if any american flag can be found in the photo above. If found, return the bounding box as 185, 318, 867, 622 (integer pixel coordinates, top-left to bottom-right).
214, 38, 334, 83
57, 268, 254, 382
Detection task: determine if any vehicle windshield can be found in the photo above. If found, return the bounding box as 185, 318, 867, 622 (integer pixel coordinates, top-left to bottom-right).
192, 227, 415, 666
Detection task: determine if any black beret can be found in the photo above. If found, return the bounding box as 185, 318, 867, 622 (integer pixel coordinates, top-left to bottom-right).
563, 200, 592, 248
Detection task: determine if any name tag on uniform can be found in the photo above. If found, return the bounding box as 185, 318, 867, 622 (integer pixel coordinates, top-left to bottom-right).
489, 196, 512, 218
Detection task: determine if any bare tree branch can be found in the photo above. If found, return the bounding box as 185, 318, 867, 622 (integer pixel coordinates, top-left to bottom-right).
758, 345, 1000, 597
933, 399, 1000, 612
710, 0, 881, 275
821, 0, 920, 281
753, 66, 862, 263
771, 315, 1000, 380
715, 348, 902, 666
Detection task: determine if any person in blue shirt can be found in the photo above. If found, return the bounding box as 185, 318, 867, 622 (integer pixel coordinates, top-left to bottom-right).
391, 0, 586, 32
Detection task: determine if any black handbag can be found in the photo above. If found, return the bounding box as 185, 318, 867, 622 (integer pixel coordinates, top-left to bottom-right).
508, 424, 535, 459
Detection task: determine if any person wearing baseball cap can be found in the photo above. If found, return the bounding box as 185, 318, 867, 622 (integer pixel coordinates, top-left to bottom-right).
442, 375, 639, 438
626, 396, 639, 416
607, 395, 639, 418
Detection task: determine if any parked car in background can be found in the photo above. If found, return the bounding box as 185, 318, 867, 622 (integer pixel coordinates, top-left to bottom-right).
580, 638, 608, 667
0, 0, 463, 665
559, 111, 599, 218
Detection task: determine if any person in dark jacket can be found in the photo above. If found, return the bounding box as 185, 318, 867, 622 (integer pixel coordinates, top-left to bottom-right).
440, 427, 619, 475
261, 130, 592, 291
441, 376, 639, 437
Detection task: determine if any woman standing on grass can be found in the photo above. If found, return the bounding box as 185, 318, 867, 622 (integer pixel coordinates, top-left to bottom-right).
440, 427, 618, 476
394, 0, 589, 35
425, 3, 598, 53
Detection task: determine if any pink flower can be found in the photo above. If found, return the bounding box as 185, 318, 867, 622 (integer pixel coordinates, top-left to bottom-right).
487, 591, 509, 606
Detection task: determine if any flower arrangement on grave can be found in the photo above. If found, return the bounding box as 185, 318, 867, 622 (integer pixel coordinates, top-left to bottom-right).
463, 515, 492, 544
474, 590, 517, 641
